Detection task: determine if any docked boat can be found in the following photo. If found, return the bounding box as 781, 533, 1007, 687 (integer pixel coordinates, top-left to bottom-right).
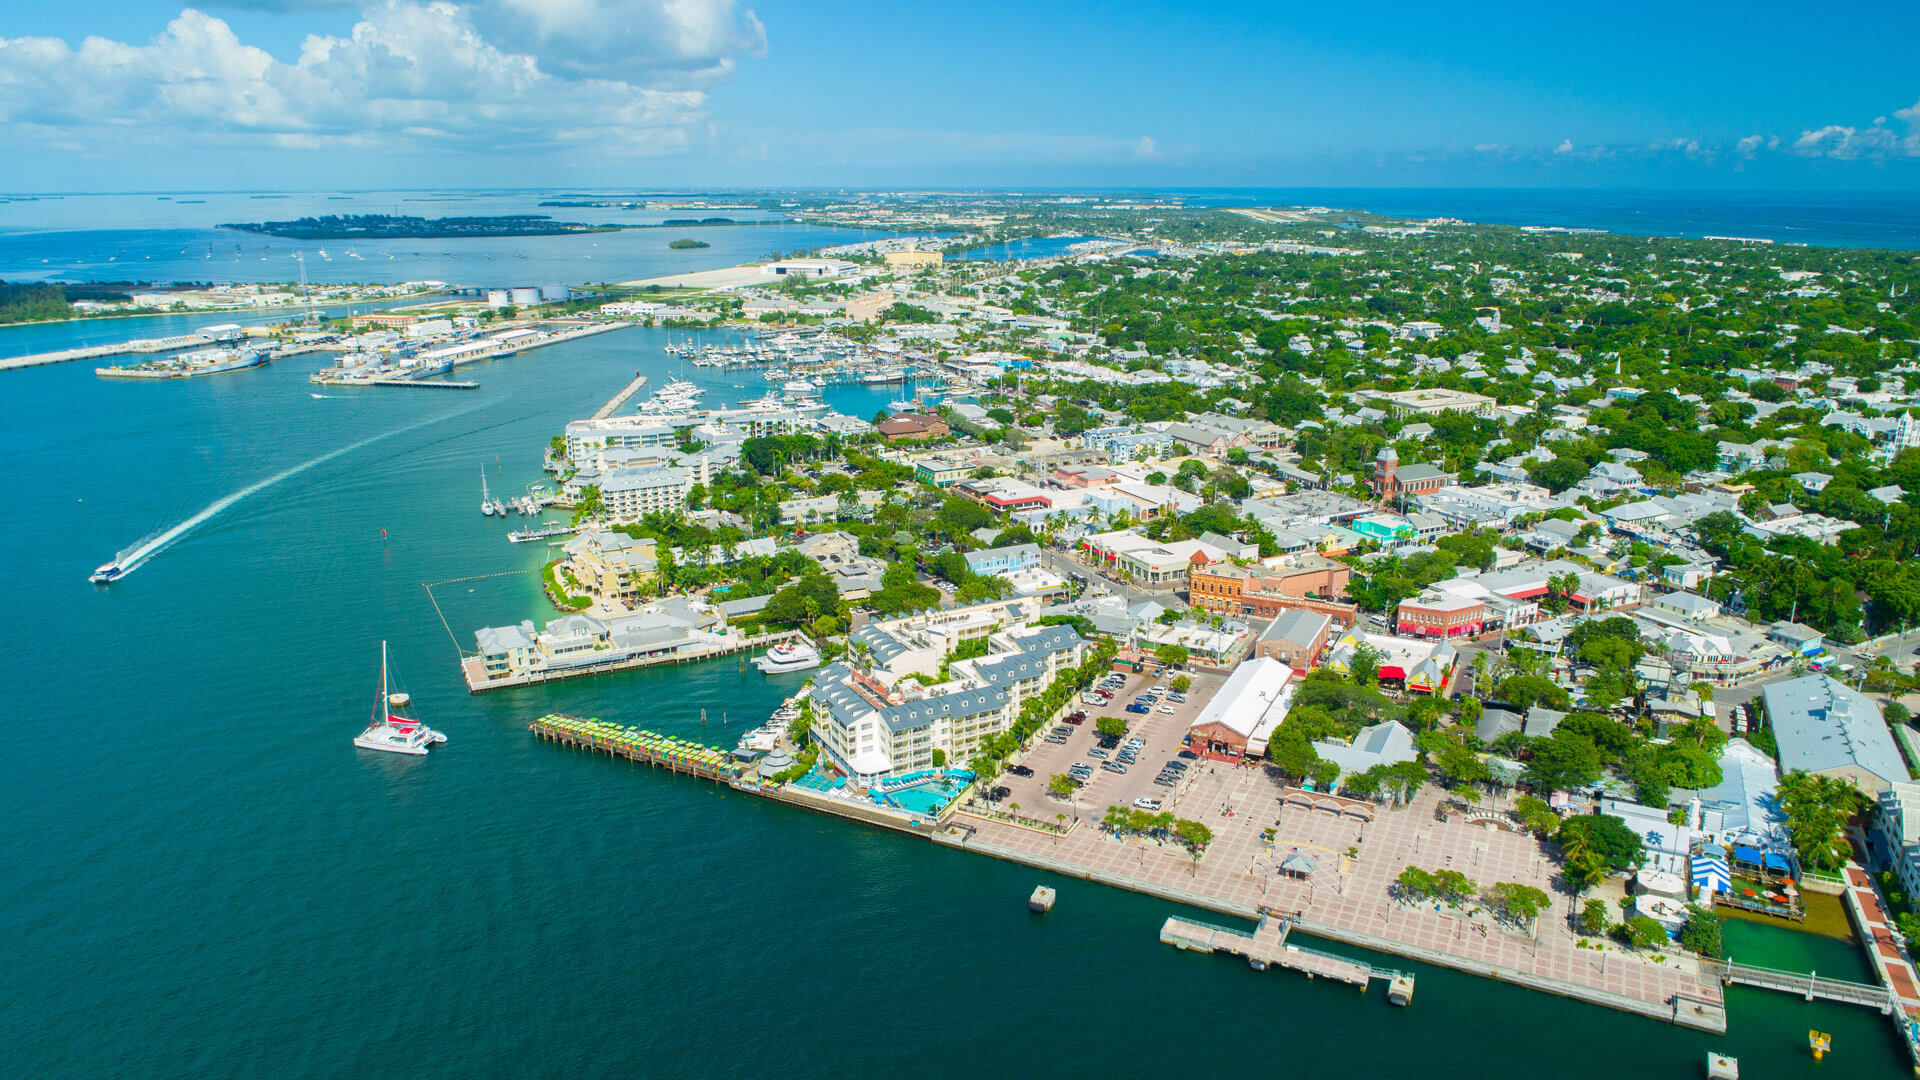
95, 348, 268, 380
754, 641, 821, 674
354, 641, 445, 755
507, 522, 577, 543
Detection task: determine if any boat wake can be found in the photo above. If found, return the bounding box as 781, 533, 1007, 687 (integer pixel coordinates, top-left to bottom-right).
101, 406, 479, 581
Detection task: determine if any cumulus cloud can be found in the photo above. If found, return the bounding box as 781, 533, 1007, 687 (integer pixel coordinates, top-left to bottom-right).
1790, 99, 1920, 159
1133, 135, 1158, 159
0, 1, 764, 157
1552, 138, 1573, 155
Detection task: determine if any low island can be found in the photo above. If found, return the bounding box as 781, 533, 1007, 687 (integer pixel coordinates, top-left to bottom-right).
219, 213, 619, 239
668, 238, 711, 249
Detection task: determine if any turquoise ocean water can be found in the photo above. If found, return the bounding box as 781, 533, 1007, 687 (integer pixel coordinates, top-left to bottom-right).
0, 198, 1913, 1077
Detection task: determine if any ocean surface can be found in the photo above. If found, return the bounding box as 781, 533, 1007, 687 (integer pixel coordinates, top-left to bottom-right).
1, 191, 1915, 1077
1178, 187, 1920, 250
0, 190, 925, 287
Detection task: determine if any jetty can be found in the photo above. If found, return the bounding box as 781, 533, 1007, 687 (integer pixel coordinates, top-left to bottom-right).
1, 333, 213, 372
1161, 913, 1414, 1002
528, 715, 750, 781
592, 373, 649, 419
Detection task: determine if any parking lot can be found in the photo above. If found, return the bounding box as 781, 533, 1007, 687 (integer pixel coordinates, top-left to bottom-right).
983, 666, 1227, 824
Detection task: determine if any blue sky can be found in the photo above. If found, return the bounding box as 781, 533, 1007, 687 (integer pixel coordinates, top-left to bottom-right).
1, 0, 1916, 191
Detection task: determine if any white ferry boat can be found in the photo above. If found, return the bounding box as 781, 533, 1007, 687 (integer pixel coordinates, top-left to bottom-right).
354, 641, 445, 755
754, 641, 821, 674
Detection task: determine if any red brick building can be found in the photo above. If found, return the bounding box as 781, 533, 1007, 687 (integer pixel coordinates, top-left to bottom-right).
1395, 593, 1485, 638
875, 413, 950, 441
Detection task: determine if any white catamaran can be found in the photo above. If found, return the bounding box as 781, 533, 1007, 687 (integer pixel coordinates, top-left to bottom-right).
353, 641, 446, 755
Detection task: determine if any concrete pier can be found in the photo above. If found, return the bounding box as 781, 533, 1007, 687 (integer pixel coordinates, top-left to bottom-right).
593, 373, 649, 419
1161, 913, 1410, 997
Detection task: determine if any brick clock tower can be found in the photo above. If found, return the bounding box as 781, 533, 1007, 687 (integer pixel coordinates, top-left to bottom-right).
1372, 446, 1398, 499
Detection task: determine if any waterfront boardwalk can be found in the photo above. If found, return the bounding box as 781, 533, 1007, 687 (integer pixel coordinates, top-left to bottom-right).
948, 776, 1730, 1032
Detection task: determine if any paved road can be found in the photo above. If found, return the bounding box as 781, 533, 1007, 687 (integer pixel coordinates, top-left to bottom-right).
1041, 547, 1186, 611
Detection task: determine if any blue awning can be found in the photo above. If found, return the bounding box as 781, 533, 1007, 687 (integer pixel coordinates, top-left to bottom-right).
1730, 845, 1792, 872
1691, 853, 1732, 895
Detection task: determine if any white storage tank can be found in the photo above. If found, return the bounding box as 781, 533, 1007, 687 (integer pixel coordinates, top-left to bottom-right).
486, 289, 510, 309
540, 283, 570, 302
508, 287, 541, 307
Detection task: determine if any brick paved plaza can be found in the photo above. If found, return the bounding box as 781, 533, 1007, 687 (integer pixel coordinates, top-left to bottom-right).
955, 761, 1724, 1021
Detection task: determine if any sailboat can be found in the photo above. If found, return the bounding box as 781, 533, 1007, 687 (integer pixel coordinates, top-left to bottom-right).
481, 466, 496, 515
353, 641, 445, 755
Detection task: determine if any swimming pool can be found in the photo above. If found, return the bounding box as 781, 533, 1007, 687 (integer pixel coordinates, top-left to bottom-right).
874, 770, 975, 817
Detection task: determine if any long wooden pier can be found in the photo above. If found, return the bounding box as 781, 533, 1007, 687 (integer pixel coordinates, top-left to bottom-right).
1162, 913, 1415, 1003
527, 714, 748, 782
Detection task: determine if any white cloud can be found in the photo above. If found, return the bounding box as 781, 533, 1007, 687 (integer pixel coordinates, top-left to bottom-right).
476, 0, 765, 84
1552, 138, 1573, 154
1790, 99, 1920, 159
0, 2, 763, 158
1133, 135, 1158, 159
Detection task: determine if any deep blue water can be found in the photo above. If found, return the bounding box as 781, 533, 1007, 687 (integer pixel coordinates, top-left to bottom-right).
0, 189, 919, 286
0, 222, 1912, 1078
1174, 187, 1920, 250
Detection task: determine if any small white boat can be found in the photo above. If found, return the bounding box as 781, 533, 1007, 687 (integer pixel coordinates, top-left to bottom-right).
481, 466, 495, 516
354, 641, 445, 755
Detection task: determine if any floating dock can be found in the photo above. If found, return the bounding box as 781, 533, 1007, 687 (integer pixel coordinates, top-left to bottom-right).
368, 378, 477, 389
1161, 913, 1413, 1002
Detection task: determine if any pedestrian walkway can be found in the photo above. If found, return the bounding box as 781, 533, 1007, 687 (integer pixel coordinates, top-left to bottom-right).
1844, 863, 1920, 1063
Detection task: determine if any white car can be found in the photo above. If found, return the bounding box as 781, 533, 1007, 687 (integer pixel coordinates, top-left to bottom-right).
1133, 797, 1163, 811
1157, 705, 1176, 714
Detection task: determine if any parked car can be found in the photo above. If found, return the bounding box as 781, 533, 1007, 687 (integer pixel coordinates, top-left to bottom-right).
1126, 704, 1149, 714
989, 786, 1012, 800
1177, 749, 1199, 760
1008, 765, 1034, 777
1088, 747, 1110, 759
1167, 693, 1186, 703
1101, 762, 1128, 774
1133, 797, 1163, 811
1164, 760, 1189, 771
